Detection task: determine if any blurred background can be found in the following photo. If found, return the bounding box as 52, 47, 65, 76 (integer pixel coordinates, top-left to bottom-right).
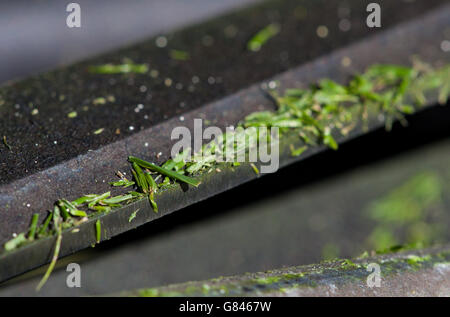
0, 0, 258, 83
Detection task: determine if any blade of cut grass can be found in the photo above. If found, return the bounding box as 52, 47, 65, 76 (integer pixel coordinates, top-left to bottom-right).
102, 194, 134, 205
38, 211, 53, 236
128, 209, 139, 222
57, 200, 71, 220
28, 214, 39, 241
247, 23, 280, 52
88, 61, 148, 74
145, 172, 158, 192
87, 192, 111, 209
144, 172, 158, 213
60, 199, 87, 217
129, 156, 200, 187
148, 193, 158, 213
2, 136, 12, 150
132, 162, 149, 193
109, 180, 135, 188
250, 163, 259, 175
4, 233, 27, 251
91, 205, 111, 213
290, 145, 307, 157
169, 49, 190, 61
36, 206, 62, 291
36, 225, 61, 291
72, 194, 100, 207
95, 220, 101, 243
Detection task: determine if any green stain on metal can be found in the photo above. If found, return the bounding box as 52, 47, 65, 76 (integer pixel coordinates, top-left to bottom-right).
128, 248, 450, 297
253, 276, 282, 285
138, 288, 159, 297
406, 254, 432, 267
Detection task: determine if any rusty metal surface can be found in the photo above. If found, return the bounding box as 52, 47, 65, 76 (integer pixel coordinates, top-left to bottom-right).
118, 245, 450, 297
0, 4, 449, 283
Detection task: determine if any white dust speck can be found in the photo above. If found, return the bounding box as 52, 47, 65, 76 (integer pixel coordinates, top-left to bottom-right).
316, 25, 329, 38
155, 36, 168, 48
440, 40, 450, 52
339, 19, 351, 32
341, 56, 352, 67
268, 81, 277, 89
164, 78, 173, 87
192, 76, 200, 84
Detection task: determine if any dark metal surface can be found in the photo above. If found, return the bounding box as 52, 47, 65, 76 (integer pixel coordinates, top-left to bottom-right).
0, 5, 449, 283
3, 121, 450, 295
0, 0, 445, 185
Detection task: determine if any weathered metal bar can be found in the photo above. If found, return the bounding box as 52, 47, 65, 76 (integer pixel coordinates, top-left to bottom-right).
117, 245, 450, 297
0, 4, 449, 283
2, 0, 442, 186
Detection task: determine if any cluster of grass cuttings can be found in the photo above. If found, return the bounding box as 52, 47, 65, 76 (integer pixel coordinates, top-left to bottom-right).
164, 61, 449, 169
2, 60, 449, 290
3, 158, 200, 290
243, 61, 449, 157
